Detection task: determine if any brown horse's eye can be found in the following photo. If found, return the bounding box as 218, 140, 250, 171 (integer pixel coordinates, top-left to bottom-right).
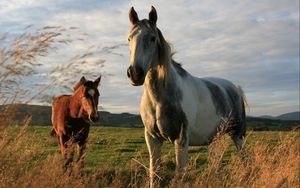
128, 37, 131, 42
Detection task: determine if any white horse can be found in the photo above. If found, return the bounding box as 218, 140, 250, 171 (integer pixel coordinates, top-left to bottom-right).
127, 6, 247, 187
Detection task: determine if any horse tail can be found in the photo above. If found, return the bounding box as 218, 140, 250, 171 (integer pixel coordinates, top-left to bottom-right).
236, 85, 249, 111
235, 85, 248, 138
51, 97, 58, 137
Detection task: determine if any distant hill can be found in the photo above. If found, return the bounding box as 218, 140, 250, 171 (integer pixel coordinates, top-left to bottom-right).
259, 111, 300, 121
259, 115, 276, 120
276, 112, 300, 121
0, 104, 142, 127
0, 104, 298, 131
0, 104, 51, 126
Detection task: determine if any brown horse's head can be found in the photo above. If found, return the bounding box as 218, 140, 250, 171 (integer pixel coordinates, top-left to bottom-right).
74, 76, 101, 123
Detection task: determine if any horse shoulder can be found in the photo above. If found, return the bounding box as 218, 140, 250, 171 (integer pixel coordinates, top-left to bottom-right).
177, 76, 199, 124
140, 91, 156, 133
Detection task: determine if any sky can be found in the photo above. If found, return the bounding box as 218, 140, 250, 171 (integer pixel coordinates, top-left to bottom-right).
0, 0, 299, 116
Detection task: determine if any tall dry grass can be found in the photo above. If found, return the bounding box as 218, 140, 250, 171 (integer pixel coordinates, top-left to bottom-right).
0, 25, 97, 186
188, 131, 300, 188
0, 126, 299, 188
0, 26, 104, 105
1, 26, 299, 187
0, 26, 107, 128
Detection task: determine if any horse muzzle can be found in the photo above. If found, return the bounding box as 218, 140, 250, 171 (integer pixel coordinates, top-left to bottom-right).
89, 113, 99, 123
127, 65, 145, 86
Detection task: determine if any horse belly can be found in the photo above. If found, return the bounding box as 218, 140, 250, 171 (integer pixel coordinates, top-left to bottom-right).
180, 79, 220, 146
182, 103, 220, 146
188, 116, 220, 146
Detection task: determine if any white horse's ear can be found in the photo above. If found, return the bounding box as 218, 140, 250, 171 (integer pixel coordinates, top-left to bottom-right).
94, 75, 101, 87
149, 6, 157, 25
129, 7, 139, 25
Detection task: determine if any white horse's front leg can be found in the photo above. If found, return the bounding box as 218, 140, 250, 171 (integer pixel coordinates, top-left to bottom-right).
145, 129, 163, 188
174, 133, 189, 178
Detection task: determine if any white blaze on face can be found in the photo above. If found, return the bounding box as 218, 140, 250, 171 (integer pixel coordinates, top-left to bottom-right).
128, 28, 142, 65
88, 88, 98, 114
88, 89, 95, 97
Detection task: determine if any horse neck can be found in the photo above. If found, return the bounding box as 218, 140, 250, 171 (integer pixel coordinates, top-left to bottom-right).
145, 58, 176, 102
144, 29, 179, 102
69, 87, 84, 118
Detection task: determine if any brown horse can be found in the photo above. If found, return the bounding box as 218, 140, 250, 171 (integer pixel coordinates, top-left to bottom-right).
51, 76, 101, 167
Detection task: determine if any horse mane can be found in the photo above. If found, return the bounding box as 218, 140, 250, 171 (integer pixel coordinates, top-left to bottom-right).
157, 27, 187, 77
172, 60, 187, 77
73, 80, 98, 96
73, 82, 83, 92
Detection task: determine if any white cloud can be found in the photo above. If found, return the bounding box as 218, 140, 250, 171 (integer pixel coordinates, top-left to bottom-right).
0, 0, 299, 116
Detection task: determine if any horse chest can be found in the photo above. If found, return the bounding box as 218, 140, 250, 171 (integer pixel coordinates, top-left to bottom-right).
142, 99, 187, 142
142, 74, 188, 142
64, 117, 90, 141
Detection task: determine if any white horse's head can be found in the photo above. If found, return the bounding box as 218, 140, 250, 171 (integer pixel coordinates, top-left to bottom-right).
127, 6, 168, 86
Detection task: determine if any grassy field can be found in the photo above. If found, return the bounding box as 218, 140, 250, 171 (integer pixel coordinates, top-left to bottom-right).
0, 125, 299, 188
1, 25, 299, 187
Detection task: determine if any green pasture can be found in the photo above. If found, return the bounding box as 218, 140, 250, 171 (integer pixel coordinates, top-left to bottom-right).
4, 125, 297, 173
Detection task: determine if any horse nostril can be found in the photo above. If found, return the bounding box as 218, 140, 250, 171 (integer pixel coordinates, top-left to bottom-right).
136, 67, 143, 78
127, 65, 145, 85
127, 67, 132, 78
92, 115, 99, 122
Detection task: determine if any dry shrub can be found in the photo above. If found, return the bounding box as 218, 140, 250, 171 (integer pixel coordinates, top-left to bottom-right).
0, 117, 40, 187
186, 130, 300, 188
17, 154, 85, 188
0, 25, 107, 107
0, 26, 70, 103
242, 134, 299, 188
0, 125, 299, 187
1, 25, 299, 188
0, 109, 299, 188
0, 122, 84, 188
0, 128, 147, 188
86, 153, 148, 188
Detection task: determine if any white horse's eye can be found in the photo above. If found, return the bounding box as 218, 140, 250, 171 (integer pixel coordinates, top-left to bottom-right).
128, 37, 131, 42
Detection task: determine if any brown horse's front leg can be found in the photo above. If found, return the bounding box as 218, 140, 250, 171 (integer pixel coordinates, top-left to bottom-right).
75, 142, 86, 175
76, 142, 86, 168
64, 147, 74, 168
59, 134, 74, 168
77, 143, 86, 162
76, 126, 89, 164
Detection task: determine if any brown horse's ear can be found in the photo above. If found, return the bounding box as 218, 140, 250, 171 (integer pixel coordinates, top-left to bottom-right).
129, 7, 139, 25
80, 76, 86, 84
148, 6, 157, 25
94, 75, 101, 87
74, 76, 86, 91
